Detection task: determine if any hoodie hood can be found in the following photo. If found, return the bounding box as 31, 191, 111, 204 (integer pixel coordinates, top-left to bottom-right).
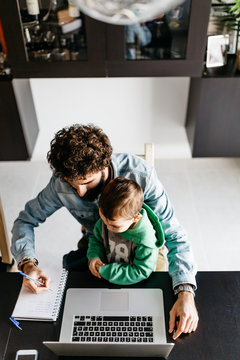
119, 203, 165, 249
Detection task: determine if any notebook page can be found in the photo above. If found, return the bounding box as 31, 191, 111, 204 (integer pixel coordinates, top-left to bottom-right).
12, 261, 68, 321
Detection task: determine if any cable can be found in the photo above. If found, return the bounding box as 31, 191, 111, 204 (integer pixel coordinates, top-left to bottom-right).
2, 326, 12, 360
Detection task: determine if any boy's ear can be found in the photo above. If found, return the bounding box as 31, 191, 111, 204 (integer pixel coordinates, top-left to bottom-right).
133, 213, 142, 223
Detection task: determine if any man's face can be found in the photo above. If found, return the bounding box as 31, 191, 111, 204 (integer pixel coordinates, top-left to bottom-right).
65, 170, 106, 201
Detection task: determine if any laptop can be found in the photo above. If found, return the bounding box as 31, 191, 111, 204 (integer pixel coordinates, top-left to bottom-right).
43, 288, 174, 358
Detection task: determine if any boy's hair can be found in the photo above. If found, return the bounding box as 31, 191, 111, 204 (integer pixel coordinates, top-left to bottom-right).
47, 124, 113, 180
99, 177, 143, 220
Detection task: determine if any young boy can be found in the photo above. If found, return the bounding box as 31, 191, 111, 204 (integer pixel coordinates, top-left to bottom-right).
87, 177, 164, 285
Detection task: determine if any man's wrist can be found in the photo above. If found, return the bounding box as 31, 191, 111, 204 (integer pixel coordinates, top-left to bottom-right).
18, 257, 39, 272
22, 262, 38, 273
177, 290, 194, 300
174, 284, 195, 297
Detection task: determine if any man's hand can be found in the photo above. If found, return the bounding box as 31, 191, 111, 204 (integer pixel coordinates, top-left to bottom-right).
169, 291, 199, 340
21, 262, 51, 294
89, 258, 105, 278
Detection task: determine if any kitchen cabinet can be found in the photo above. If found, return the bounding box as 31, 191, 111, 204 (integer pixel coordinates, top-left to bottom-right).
106, 0, 211, 77
1, 0, 211, 78
186, 0, 240, 157
1, 0, 106, 78
186, 73, 240, 157
0, 79, 38, 160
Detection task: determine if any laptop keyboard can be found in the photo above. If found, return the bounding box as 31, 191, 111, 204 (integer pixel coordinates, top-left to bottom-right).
72, 315, 154, 343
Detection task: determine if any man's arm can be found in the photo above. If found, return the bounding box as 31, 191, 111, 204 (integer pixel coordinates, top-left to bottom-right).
143, 167, 197, 289
143, 166, 198, 337
11, 176, 63, 293
11, 176, 63, 265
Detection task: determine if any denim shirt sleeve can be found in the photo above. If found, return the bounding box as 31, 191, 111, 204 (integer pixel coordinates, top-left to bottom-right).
144, 167, 197, 289
11, 176, 63, 264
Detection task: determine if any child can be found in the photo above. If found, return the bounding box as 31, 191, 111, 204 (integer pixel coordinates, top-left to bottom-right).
87, 176, 164, 285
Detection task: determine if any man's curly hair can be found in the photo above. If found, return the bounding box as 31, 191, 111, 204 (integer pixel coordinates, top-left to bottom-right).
47, 124, 113, 180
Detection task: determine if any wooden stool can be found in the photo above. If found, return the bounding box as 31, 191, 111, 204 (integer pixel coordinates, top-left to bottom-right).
0, 196, 16, 271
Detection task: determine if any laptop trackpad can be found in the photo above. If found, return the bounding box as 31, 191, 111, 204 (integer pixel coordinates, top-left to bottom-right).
100, 291, 129, 311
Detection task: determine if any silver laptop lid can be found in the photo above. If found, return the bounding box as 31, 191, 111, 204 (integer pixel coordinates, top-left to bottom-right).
43, 288, 175, 358
43, 342, 175, 358
60, 288, 166, 342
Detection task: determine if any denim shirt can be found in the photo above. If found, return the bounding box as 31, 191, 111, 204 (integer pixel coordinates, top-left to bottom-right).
11, 153, 197, 289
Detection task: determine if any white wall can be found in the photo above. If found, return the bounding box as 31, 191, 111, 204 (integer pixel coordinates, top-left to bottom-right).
28, 77, 191, 160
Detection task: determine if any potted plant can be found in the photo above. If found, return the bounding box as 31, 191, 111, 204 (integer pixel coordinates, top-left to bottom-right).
215, 0, 240, 58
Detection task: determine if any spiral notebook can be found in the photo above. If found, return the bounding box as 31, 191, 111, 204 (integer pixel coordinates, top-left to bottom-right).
11, 265, 68, 322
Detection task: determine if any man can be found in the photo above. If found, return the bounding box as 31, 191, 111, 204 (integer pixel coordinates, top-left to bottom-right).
11, 124, 198, 340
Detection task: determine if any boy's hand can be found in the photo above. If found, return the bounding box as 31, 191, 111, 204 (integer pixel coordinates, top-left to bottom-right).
89, 258, 105, 278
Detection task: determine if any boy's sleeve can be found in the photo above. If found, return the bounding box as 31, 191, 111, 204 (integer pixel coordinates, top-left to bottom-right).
87, 220, 106, 262
99, 244, 158, 285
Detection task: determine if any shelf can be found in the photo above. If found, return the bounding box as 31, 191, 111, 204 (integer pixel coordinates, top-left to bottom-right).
202, 55, 240, 78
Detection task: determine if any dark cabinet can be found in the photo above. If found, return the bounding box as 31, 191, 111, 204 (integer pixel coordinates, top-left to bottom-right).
186, 0, 240, 157
106, 0, 211, 77
1, 0, 106, 78
186, 76, 240, 157
1, 0, 211, 78
0, 79, 39, 160
0, 4, 38, 161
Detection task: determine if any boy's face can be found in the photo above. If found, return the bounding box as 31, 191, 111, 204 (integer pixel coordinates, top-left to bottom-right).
99, 209, 137, 233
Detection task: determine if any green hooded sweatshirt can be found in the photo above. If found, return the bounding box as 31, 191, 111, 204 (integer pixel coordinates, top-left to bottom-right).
87, 203, 165, 285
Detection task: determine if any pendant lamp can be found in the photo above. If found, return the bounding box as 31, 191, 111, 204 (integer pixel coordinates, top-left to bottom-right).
75, 0, 186, 25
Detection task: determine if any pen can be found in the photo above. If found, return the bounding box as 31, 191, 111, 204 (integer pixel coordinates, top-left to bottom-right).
9, 317, 22, 330
19, 271, 52, 290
